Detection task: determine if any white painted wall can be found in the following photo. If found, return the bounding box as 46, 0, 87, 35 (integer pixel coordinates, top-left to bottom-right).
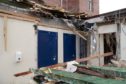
98, 24, 117, 34
0, 17, 80, 84
120, 24, 126, 60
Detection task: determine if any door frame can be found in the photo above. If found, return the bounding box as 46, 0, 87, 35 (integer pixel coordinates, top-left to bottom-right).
37, 26, 80, 64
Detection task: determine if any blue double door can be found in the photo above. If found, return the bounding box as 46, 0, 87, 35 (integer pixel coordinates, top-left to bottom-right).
38, 30, 76, 68
38, 30, 58, 68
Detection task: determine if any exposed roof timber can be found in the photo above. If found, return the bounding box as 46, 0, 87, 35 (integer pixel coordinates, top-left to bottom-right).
15, 0, 87, 19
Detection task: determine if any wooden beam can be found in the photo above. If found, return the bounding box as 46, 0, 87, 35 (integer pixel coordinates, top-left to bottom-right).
63, 19, 87, 40
48, 52, 113, 68
4, 16, 8, 51
76, 52, 113, 62
0, 9, 36, 20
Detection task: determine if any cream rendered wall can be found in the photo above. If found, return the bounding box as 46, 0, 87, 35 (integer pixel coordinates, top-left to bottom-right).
0, 18, 37, 84
0, 17, 80, 84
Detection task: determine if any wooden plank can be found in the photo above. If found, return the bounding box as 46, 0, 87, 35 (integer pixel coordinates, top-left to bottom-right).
0, 12, 37, 23
63, 19, 87, 40
0, 9, 36, 20
48, 52, 113, 68
3, 16, 8, 51
0, 9, 38, 22
76, 52, 113, 63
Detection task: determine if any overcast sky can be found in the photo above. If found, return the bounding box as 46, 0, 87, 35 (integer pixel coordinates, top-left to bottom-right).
100, 0, 126, 14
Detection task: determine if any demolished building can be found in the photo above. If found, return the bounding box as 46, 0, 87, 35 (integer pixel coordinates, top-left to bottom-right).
0, 0, 88, 84
0, 0, 126, 84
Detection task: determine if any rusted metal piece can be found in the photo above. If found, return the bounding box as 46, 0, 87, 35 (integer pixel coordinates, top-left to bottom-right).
14, 71, 32, 77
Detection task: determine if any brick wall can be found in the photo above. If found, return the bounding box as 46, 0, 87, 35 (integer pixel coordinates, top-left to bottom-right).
43, 0, 79, 13
43, 0, 61, 7
79, 0, 99, 16
43, 0, 99, 16
64, 0, 79, 13
93, 0, 99, 15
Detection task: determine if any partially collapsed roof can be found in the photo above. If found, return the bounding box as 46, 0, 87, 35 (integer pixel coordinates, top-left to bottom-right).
10, 0, 87, 19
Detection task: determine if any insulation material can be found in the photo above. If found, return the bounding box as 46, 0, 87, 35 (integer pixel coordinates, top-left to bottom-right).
65, 61, 78, 72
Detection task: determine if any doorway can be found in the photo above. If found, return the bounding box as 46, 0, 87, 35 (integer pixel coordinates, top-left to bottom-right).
104, 33, 116, 64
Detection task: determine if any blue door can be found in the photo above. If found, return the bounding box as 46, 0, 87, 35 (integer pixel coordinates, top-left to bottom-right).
63, 33, 76, 62
38, 30, 58, 68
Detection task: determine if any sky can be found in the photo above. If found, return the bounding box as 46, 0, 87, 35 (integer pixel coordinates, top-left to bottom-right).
100, 0, 126, 14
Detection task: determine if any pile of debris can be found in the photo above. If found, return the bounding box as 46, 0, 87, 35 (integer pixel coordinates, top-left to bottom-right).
31, 64, 126, 84
6, 0, 87, 19
0, 0, 96, 41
